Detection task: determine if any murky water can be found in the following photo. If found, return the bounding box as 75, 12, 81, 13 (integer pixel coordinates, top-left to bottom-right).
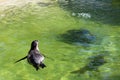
0, 0, 120, 80
58, 0, 120, 25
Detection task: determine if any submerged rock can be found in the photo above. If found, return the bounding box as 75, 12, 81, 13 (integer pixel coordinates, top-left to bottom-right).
60, 29, 96, 44
87, 54, 106, 70
71, 54, 107, 74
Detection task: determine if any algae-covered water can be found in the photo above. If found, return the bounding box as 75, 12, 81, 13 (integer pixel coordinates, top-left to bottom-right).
0, 0, 120, 80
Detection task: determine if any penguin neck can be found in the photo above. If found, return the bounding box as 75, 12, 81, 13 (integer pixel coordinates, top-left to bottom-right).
31, 45, 39, 51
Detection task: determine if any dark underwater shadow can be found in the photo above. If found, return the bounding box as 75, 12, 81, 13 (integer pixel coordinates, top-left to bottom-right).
58, 29, 96, 46
71, 54, 107, 74
58, 0, 120, 26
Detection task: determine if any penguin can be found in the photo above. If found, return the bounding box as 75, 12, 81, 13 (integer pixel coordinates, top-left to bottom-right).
15, 40, 46, 71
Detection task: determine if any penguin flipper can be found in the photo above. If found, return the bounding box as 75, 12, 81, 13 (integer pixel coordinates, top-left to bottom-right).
15, 56, 27, 63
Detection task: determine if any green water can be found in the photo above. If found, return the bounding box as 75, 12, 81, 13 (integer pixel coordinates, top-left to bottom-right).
0, 0, 120, 80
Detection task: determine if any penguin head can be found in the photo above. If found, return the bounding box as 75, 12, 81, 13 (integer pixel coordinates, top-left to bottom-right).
31, 40, 39, 50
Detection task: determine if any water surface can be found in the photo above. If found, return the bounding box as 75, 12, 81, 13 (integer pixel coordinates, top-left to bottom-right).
0, 0, 120, 80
